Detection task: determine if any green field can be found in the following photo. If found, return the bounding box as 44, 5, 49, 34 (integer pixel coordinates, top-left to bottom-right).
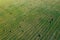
0, 0, 60, 40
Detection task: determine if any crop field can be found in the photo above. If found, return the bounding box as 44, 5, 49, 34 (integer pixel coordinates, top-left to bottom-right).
0, 0, 60, 40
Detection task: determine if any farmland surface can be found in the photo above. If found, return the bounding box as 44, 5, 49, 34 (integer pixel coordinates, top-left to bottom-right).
0, 0, 60, 40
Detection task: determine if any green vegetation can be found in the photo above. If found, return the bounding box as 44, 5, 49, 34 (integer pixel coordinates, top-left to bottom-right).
0, 0, 60, 40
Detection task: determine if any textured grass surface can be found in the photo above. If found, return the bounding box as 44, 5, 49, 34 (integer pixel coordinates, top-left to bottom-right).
0, 0, 60, 40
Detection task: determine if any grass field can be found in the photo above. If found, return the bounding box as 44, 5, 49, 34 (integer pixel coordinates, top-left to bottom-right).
0, 0, 60, 40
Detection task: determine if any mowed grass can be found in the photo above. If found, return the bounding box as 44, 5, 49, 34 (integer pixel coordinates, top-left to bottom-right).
0, 0, 60, 40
